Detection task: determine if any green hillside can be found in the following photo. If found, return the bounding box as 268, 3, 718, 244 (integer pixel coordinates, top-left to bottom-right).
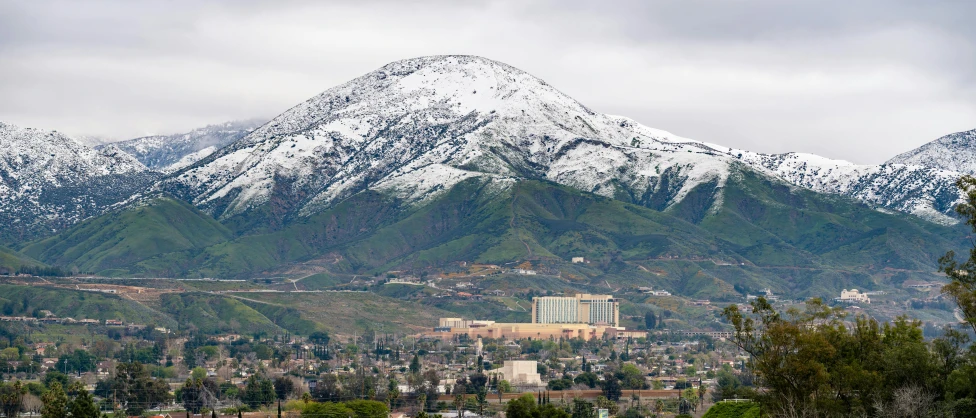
158, 292, 284, 335
237, 291, 454, 335
21, 197, 233, 276
22, 168, 967, 301
0, 246, 44, 275
0, 284, 175, 327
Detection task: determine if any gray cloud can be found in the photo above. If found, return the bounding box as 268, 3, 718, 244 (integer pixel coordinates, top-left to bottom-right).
0, 0, 972, 163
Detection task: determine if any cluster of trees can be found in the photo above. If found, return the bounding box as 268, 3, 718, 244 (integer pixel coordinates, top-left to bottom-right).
300, 399, 389, 418
724, 297, 976, 416
12, 265, 71, 277
0, 379, 100, 418
504, 393, 637, 418
713, 175, 976, 417
93, 362, 172, 415
179, 373, 298, 412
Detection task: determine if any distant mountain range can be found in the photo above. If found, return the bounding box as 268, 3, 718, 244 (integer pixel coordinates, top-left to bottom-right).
1, 55, 973, 299
105, 119, 264, 172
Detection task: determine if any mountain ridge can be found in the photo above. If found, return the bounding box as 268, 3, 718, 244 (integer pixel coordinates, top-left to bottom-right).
887, 128, 976, 174
0, 121, 157, 243
159, 55, 967, 228
108, 119, 265, 172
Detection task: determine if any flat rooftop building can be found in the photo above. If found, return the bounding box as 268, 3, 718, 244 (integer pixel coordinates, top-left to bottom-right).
531, 294, 619, 327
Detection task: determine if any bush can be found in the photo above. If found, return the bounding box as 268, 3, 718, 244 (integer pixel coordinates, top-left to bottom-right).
701, 402, 761, 418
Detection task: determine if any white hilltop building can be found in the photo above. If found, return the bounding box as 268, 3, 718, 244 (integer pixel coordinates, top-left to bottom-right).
838, 289, 870, 304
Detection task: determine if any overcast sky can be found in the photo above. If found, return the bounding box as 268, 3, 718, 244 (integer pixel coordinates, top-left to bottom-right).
0, 0, 973, 164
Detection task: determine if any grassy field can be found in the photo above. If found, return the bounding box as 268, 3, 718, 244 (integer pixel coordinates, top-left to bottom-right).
237, 291, 454, 335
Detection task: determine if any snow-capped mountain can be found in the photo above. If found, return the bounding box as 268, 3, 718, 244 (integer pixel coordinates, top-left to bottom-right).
887, 129, 976, 175
109, 120, 264, 172
161, 55, 965, 225
0, 122, 157, 242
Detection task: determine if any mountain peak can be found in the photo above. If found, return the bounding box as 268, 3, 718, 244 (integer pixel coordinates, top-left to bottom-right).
161, 56, 966, 227
165, 55, 693, 219
0, 121, 155, 242
887, 128, 976, 174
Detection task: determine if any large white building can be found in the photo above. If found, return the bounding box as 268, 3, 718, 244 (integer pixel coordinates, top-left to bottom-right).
493, 360, 542, 387
531, 294, 619, 327
839, 289, 870, 304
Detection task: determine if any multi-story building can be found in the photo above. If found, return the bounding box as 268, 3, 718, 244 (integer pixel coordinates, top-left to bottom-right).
839, 289, 871, 304
531, 294, 619, 327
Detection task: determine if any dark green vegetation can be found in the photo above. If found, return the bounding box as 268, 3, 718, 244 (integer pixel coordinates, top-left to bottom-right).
701, 402, 761, 418
15, 166, 967, 303
724, 296, 976, 417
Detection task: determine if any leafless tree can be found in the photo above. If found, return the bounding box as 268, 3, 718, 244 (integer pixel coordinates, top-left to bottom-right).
22, 394, 42, 418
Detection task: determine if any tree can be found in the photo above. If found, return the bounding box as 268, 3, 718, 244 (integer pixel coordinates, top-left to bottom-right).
409, 355, 422, 374
191, 367, 208, 381
594, 396, 618, 416
111, 362, 173, 416
498, 380, 512, 394
574, 372, 598, 388
0, 381, 25, 418
22, 394, 42, 418
301, 402, 354, 418
345, 399, 389, 418
43, 371, 69, 389
68, 388, 99, 418
601, 373, 622, 401
309, 332, 331, 346
941, 176, 976, 334
506, 394, 536, 418
40, 382, 67, 418
618, 364, 646, 390
274, 376, 295, 401
242, 375, 276, 408
181, 379, 204, 414
644, 311, 656, 330
386, 378, 400, 410
571, 398, 595, 418
722, 296, 944, 417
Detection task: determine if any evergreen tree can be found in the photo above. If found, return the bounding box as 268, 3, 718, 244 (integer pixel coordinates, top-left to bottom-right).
68, 388, 98, 418
40, 382, 67, 418
644, 311, 656, 329
601, 373, 622, 401
409, 354, 421, 374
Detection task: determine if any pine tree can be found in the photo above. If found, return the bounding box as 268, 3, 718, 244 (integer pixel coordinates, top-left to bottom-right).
40, 382, 67, 418
409, 354, 422, 374
68, 389, 99, 418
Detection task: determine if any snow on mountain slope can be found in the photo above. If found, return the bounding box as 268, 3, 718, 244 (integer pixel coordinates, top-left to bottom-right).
0, 122, 156, 242
164, 55, 720, 218
731, 151, 963, 224
887, 129, 976, 175
110, 120, 263, 171
161, 55, 964, 224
